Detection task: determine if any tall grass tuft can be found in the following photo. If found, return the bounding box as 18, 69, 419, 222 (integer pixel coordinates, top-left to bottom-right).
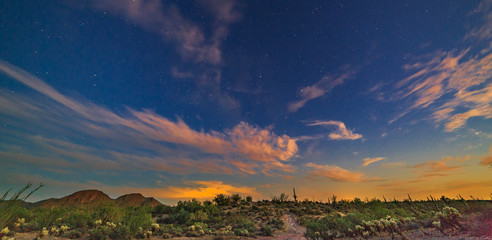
0, 183, 43, 229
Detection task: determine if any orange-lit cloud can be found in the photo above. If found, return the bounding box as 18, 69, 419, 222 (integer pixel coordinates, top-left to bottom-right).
391, 5, 492, 131
393, 49, 492, 131
362, 157, 386, 166
0, 61, 297, 175
306, 120, 363, 140
480, 145, 492, 167
5, 173, 257, 202
412, 156, 466, 177
305, 162, 374, 183
143, 181, 258, 199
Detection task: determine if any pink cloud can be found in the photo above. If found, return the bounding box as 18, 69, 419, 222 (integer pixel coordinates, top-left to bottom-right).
412, 156, 465, 178
392, 7, 492, 131
306, 120, 363, 140
0, 61, 297, 175
480, 144, 492, 167
362, 157, 386, 167
91, 0, 240, 65
305, 162, 376, 183
288, 69, 356, 112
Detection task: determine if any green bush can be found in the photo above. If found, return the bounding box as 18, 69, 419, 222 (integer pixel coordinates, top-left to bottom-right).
122, 207, 153, 234
67, 209, 90, 229
62, 229, 83, 239
261, 225, 273, 236
214, 194, 231, 207
433, 206, 464, 235
89, 225, 109, 240
91, 203, 122, 224
304, 214, 348, 240
160, 224, 183, 238
152, 204, 171, 215
186, 222, 208, 237
33, 207, 67, 228
1, 206, 30, 229
0, 183, 43, 229
108, 224, 130, 240
189, 210, 208, 222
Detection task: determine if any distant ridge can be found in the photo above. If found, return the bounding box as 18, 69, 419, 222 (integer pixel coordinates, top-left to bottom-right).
35, 189, 162, 208
116, 193, 161, 208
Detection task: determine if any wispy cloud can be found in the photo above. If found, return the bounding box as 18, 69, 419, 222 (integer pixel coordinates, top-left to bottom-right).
87, 0, 241, 110
480, 144, 492, 167
288, 67, 356, 112
305, 162, 377, 183
412, 156, 466, 178
305, 120, 363, 140
362, 157, 386, 167
380, 162, 408, 168
465, 1, 492, 42
391, 3, 492, 131
0, 60, 297, 175
91, 0, 240, 65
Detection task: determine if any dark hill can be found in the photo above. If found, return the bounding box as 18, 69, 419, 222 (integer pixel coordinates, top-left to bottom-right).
59, 189, 112, 205
37, 189, 112, 207
35, 189, 162, 208
115, 193, 162, 208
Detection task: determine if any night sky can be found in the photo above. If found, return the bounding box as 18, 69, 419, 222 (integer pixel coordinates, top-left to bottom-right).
1, 0, 491, 204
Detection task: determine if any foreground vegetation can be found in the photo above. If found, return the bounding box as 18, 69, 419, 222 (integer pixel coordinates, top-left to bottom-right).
0, 185, 491, 239
289, 194, 491, 239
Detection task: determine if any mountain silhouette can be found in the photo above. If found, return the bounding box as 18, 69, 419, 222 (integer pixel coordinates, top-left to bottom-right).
35, 189, 162, 208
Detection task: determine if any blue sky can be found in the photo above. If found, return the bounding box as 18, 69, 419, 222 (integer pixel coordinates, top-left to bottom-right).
1, 0, 491, 204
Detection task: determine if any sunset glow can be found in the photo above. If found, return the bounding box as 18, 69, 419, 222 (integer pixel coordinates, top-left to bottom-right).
1, 0, 491, 205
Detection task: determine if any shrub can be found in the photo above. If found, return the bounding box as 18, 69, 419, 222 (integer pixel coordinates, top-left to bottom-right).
160, 224, 183, 238
134, 226, 152, 239
305, 215, 346, 240
261, 225, 273, 236
186, 222, 208, 237
62, 229, 83, 239
108, 224, 130, 240
91, 203, 122, 224
122, 207, 153, 234
267, 218, 284, 229
67, 209, 90, 229
152, 204, 171, 215
433, 206, 464, 235
0, 183, 43, 229
33, 207, 67, 228
352, 215, 415, 239
214, 194, 231, 207
189, 210, 208, 222
89, 225, 109, 240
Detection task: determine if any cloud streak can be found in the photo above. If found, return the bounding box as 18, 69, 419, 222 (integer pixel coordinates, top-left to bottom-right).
392, 4, 492, 131
0, 60, 297, 175
480, 144, 492, 167
91, 0, 240, 65
305, 163, 376, 183
288, 68, 356, 112
362, 157, 386, 166
87, 0, 242, 110
306, 120, 363, 140
412, 156, 466, 178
